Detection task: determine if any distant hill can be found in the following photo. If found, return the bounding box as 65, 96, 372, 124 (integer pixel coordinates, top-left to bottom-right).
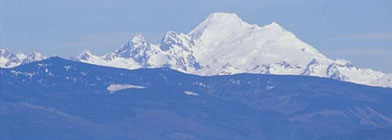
1, 57, 392, 140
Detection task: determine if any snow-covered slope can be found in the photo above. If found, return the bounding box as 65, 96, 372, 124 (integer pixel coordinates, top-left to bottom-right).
75, 12, 392, 88
371, 74, 392, 88
0, 48, 46, 68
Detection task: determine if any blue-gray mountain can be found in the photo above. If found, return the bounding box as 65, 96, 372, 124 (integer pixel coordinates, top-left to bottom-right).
1, 57, 392, 140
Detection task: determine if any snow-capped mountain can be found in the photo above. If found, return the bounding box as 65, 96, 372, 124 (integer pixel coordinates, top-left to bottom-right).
0, 48, 46, 68
75, 12, 391, 88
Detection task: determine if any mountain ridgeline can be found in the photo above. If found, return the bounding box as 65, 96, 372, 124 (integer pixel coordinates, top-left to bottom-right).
1, 57, 392, 140
75, 12, 391, 88
1, 12, 391, 88
0, 48, 46, 68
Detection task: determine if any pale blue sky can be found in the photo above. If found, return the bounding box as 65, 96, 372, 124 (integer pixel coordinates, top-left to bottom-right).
1, 0, 392, 72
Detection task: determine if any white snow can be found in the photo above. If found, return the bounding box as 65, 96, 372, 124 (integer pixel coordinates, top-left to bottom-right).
1, 13, 390, 88
22, 52, 46, 64
19, 12, 391, 88
370, 74, 392, 88
10, 70, 35, 79
266, 85, 276, 90
0, 48, 46, 68
107, 84, 146, 93
184, 91, 199, 96
68, 12, 390, 88
0, 57, 11, 67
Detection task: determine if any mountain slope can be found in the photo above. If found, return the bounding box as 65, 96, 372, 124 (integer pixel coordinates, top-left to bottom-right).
1, 57, 392, 140
0, 48, 46, 68
74, 12, 391, 88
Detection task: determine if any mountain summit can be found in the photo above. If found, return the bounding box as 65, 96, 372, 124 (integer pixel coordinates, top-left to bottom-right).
188, 12, 248, 40
75, 12, 390, 88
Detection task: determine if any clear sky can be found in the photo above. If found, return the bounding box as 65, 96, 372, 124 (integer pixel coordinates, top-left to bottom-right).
1, 0, 392, 72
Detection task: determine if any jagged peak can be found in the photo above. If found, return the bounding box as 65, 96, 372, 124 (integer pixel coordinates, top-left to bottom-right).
77, 50, 94, 60
80, 50, 93, 56
326, 63, 350, 81
21, 51, 47, 65
335, 58, 351, 66
159, 31, 194, 51
161, 31, 188, 43
26, 51, 46, 60
112, 34, 152, 58
103, 52, 116, 61
162, 31, 179, 38
16, 53, 27, 60
131, 34, 146, 44
116, 34, 148, 53
0, 49, 45, 60
29, 51, 45, 58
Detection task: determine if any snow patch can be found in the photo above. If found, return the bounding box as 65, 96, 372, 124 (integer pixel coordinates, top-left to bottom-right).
44, 68, 53, 76
10, 70, 35, 79
107, 84, 146, 93
64, 65, 71, 71
38, 63, 49, 67
266, 85, 275, 90
184, 91, 199, 96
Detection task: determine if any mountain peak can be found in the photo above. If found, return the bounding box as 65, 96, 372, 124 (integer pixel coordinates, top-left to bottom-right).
1, 49, 47, 68
0, 48, 12, 57
81, 50, 93, 56
114, 34, 150, 58
188, 12, 249, 40
205, 12, 241, 22
78, 50, 94, 60
22, 51, 47, 64
15, 53, 27, 60
131, 34, 146, 44
70, 12, 392, 88
30, 51, 44, 58
335, 59, 351, 66
161, 31, 186, 44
